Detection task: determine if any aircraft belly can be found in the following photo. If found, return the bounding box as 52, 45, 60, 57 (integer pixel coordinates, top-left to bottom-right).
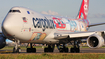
20, 40, 44, 43
20, 40, 59, 44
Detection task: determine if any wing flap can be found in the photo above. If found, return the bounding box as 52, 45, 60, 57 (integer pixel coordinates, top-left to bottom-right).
54, 31, 104, 40
54, 35, 69, 40
68, 32, 95, 38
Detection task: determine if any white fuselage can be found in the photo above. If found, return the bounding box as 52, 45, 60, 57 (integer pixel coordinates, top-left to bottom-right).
2, 7, 89, 44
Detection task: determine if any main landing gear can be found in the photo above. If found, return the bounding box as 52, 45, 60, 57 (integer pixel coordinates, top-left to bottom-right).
44, 45, 55, 52
56, 40, 80, 53
57, 44, 68, 53
13, 40, 21, 53
70, 40, 80, 53
27, 43, 36, 53
12, 40, 80, 53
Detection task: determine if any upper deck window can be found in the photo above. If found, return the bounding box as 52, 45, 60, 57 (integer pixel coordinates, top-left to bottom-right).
27, 11, 30, 14
9, 10, 21, 13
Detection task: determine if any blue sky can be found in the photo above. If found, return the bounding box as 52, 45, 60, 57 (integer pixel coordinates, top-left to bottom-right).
6, 39, 13, 43
0, 0, 105, 32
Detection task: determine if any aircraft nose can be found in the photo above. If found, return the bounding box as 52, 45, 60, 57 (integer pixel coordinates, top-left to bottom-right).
2, 14, 23, 37
2, 17, 13, 36
2, 20, 9, 30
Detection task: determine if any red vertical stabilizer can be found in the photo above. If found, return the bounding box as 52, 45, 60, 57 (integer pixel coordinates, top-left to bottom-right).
77, 0, 89, 19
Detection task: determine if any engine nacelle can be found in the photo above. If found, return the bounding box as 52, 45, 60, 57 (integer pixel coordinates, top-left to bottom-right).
87, 33, 104, 48
0, 34, 6, 49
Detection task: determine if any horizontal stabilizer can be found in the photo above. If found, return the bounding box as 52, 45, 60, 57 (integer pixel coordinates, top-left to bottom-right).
88, 22, 105, 27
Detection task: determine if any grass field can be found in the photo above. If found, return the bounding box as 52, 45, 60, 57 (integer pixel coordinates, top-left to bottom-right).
1, 46, 105, 59
0, 53, 105, 59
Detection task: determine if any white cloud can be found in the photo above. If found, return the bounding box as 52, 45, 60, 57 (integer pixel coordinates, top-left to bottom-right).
41, 10, 60, 16
88, 13, 105, 18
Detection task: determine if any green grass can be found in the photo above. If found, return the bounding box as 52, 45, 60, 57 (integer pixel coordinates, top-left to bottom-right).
1, 46, 105, 59
0, 53, 105, 59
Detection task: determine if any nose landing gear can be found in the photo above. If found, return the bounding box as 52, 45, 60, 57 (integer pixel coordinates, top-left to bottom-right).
13, 40, 21, 53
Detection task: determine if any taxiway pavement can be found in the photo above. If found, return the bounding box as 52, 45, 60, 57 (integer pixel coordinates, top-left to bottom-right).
0, 48, 105, 53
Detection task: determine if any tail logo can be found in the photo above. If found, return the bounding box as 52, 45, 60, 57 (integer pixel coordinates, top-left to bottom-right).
84, 0, 88, 15
84, 0, 87, 2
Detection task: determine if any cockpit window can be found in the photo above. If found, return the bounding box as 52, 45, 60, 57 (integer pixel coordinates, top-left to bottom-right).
9, 10, 21, 13
9, 10, 12, 12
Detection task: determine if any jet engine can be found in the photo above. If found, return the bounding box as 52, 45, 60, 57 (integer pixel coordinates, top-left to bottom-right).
0, 34, 6, 49
87, 33, 104, 48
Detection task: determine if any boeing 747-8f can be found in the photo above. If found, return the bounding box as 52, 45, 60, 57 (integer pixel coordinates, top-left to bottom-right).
1, 0, 105, 53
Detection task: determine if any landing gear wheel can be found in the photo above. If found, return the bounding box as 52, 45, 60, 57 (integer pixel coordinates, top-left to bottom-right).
13, 48, 15, 53
26, 43, 36, 53
44, 48, 48, 52
70, 48, 80, 53
32, 48, 36, 53
13, 47, 21, 53
59, 48, 63, 52
17, 47, 21, 53
70, 48, 74, 53
70, 40, 80, 53
27, 48, 36, 53
13, 40, 21, 53
44, 45, 55, 52
27, 48, 31, 53
44, 48, 53, 52
49, 48, 53, 52
76, 48, 80, 53
64, 48, 68, 52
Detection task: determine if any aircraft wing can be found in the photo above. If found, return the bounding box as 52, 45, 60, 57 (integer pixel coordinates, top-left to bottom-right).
54, 31, 104, 40
88, 22, 105, 27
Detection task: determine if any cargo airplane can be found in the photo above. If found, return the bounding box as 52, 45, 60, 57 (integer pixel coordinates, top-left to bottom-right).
0, 0, 105, 53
